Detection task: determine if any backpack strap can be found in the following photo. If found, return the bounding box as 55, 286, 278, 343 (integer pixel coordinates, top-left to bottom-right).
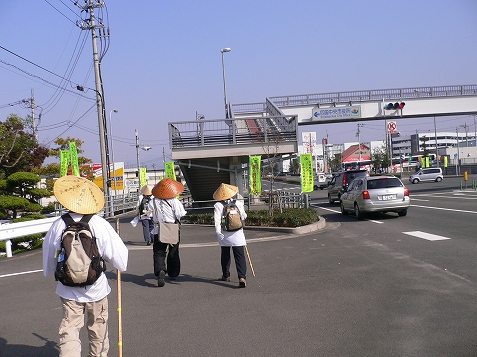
160, 199, 180, 224
61, 213, 75, 226
80, 214, 93, 224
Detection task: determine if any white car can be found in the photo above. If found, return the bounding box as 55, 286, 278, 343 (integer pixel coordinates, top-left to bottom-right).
340, 176, 410, 219
409, 168, 443, 184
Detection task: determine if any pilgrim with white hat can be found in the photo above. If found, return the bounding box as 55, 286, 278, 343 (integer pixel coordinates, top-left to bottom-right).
136, 184, 155, 245
213, 183, 248, 288
148, 178, 187, 287
42, 175, 128, 356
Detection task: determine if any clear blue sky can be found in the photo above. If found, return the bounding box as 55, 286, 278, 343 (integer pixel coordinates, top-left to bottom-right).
1, 0, 476, 168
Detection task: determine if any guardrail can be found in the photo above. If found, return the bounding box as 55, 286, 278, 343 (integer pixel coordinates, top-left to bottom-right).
0, 191, 308, 258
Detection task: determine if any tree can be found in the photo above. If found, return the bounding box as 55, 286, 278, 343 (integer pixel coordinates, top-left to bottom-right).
255, 126, 289, 216
0, 114, 49, 179
329, 153, 342, 172
289, 158, 300, 174
0, 172, 52, 218
372, 147, 391, 173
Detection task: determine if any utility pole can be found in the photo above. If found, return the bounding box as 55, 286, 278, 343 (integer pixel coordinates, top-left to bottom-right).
135, 129, 141, 182
22, 89, 38, 140
357, 123, 364, 166
76, 0, 112, 216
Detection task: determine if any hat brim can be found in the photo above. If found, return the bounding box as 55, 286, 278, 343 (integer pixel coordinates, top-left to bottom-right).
213, 183, 239, 201
152, 178, 184, 199
54, 176, 105, 214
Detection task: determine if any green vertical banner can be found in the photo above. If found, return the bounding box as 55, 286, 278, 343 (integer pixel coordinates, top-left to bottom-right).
421, 157, 426, 168
425, 156, 430, 168
60, 150, 70, 177
444, 156, 448, 167
165, 162, 176, 180
249, 155, 262, 195
139, 168, 147, 188
69, 142, 80, 176
300, 154, 314, 193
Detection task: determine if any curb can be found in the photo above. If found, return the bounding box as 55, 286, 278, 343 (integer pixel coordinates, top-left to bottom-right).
181, 216, 327, 235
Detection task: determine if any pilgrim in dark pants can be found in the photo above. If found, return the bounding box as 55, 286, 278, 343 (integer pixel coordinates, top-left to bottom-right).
148, 178, 187, 287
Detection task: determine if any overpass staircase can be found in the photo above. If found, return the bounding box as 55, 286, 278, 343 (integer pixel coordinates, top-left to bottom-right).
169, 102, 298, 205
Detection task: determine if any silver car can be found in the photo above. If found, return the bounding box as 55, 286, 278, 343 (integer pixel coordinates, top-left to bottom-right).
340, 176, 410, 219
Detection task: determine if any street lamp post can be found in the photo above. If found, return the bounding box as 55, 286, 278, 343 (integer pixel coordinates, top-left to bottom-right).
109, 109, 118, 212
135, 129, 152, 191
135, 129, 141, 190
221, 48, 231, 119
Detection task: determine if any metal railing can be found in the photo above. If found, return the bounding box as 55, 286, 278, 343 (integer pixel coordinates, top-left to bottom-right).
169, 115, 297, 149
181, 191, 308, 213
232, 84, 477, 113
0, 191, 307, 258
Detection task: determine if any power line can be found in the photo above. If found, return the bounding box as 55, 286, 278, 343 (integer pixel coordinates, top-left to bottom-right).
43, 0, 77, 24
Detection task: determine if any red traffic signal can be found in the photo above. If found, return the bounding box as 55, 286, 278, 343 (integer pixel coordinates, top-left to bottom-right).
385, 102, 405, 110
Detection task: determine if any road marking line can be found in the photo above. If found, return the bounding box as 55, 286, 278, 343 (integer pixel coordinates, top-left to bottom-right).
403, 231, 451, 241
410, 204, 477, 214
0, 269, 43, 278
409, 198, 430, 201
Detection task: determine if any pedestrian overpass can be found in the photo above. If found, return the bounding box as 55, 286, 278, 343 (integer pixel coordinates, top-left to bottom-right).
169, 84, 477, 203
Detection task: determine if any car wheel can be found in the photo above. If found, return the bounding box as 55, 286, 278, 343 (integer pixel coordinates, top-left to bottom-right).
328, 194, 334, 204
436, 177, 442, 182
398, 209, 407, 217
340, 201, 348, 215
412, 178, 419, 184
354, 203, 364, 220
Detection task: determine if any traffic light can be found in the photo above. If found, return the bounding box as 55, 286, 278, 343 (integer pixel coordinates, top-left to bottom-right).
385, 102, 405, 110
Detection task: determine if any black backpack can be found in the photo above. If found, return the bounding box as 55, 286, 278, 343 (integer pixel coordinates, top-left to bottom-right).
139, 195, 151, 216
221, 200, 243, 232
54, 214, 106, 287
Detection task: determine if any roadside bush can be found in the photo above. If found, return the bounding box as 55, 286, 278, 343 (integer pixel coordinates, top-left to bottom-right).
40, 202, 56, 214
184, 208, 319, 228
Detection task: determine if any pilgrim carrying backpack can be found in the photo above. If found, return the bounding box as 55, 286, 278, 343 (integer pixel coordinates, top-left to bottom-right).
139, 195, 151, 216
221, 200, 243, 232
54, 214, 106, 287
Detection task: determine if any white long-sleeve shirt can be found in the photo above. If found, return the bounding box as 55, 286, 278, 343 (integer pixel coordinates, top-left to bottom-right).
214, 199, 247, 247
43, 212, 129, 302
148, 197, 187, 234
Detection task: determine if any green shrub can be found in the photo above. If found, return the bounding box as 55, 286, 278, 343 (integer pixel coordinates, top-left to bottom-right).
184, 208, 319, 228
40, 202, 56, 214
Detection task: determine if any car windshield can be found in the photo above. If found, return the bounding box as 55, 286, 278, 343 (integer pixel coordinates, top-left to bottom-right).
366, 177, 403, 189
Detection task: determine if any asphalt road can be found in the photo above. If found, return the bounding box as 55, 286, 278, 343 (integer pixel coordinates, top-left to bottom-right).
1, 175, 477, 357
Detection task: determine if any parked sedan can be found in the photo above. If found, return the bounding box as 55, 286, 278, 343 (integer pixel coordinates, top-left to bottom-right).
340, 176, 410, 219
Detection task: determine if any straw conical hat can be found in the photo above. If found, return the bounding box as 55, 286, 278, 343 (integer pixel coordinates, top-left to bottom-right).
141, 184, 154, 196
53, 176, 104, 214
213, 183, 239, 201
152, 178, 184, 199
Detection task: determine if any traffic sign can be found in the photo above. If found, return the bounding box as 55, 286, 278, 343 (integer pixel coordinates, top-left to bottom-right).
387, 121, 397, 133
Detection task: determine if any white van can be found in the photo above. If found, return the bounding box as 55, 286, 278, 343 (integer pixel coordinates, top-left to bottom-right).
409, 168, 443, 184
